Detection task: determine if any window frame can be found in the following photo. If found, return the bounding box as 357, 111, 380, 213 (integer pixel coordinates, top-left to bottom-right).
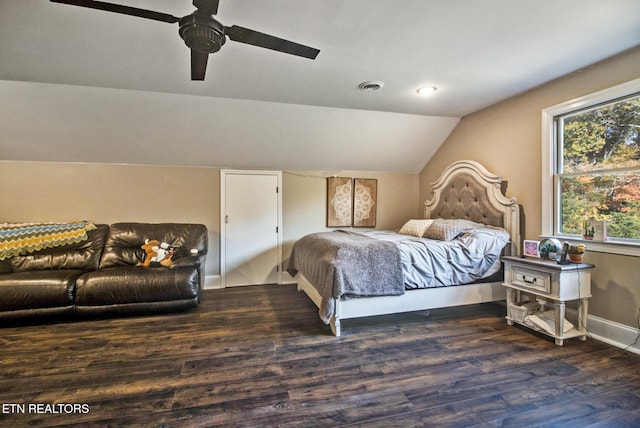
541, 78, 640, 257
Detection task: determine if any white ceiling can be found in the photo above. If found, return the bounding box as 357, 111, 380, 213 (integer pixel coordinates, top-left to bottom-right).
1, 0, 639, 172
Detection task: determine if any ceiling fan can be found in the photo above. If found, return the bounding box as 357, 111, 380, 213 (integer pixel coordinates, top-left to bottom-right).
50, 0, 320, 80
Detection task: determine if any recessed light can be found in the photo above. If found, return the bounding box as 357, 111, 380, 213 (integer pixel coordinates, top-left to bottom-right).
358, 81, 385, 92
417, 86, 437, 96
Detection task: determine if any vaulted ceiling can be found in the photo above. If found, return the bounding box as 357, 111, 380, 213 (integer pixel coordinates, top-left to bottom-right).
1, 0, 639, 172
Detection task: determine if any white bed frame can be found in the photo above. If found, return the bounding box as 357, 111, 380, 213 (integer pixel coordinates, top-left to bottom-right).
297, 160, 521, 336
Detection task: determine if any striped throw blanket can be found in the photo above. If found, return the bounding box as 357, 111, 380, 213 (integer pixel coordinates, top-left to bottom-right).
0, 221, 97, 261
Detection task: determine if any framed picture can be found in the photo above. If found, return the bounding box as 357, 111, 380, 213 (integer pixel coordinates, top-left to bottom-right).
353, 178, 377, 227
583, 219, 607, 242
327, 177, 353, 227
523, 240, 540, 258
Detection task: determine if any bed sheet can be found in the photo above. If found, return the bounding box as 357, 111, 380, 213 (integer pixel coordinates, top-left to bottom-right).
362, 223, 509, 289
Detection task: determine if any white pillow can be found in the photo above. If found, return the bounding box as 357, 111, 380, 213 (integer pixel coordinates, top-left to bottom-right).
398, 219, 434, 237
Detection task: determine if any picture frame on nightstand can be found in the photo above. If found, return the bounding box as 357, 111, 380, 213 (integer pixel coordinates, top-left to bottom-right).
523, 240, 540, 257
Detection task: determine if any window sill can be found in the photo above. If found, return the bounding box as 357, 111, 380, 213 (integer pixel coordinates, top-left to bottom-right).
542, 235, 640, 258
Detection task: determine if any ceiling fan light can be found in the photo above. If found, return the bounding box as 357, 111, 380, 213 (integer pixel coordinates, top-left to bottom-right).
417, 86, 437, 96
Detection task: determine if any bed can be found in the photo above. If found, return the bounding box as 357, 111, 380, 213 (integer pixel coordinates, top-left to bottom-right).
287, 160, 521, 336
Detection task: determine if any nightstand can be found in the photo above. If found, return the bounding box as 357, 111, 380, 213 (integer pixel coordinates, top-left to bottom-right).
501, 256, 594, 346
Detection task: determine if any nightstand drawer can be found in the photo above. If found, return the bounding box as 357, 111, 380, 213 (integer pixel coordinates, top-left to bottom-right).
511, 266, 551, 293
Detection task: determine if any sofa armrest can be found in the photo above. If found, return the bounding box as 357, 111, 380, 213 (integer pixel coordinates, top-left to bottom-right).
170, 254, 206, 269
170, 253, 207, 302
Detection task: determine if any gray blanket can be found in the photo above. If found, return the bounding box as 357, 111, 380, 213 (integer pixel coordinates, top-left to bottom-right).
287, 230, 404, 323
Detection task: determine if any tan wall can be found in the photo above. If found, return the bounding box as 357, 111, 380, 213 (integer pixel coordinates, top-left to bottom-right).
419, 47, 640, 328
282, 170, 420, 276
0, 162, 419, 278
0, 161, 221, 273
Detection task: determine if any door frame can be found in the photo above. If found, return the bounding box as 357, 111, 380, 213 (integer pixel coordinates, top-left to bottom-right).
220, 169, 283, 288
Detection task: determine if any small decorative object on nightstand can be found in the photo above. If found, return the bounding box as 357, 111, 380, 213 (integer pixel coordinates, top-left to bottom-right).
501, 256, 594, 346
567, 243, 586, 263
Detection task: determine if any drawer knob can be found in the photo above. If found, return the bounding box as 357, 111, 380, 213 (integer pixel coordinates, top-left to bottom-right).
522, 275, 537, 285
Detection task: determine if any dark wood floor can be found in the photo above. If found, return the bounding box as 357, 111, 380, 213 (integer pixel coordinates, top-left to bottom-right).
1, 285, 640, 427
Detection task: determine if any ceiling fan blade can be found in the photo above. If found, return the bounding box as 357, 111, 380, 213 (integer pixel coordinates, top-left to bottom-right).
191, 50, 209, 80
193, 0, 220, 15
225, 25, 319, 60
50, 0, 180, 24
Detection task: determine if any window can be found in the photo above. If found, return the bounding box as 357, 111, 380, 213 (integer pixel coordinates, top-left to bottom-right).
542, 79, 640, 256
558, 94, 640, 238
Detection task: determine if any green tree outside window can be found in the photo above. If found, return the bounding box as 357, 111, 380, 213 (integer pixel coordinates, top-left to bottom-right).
558, 95, 640, 240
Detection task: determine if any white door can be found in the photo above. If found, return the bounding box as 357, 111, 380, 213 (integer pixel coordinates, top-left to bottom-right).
221, 170, 281, 287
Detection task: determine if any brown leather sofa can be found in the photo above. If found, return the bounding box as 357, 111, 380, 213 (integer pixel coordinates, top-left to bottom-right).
0, 223, 208, 321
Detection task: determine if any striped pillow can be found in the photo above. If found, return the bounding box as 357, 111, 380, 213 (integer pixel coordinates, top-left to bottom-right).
398, 219, 434, 237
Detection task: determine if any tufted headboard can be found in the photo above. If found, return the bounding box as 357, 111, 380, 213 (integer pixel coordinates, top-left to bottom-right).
424, 160, 521, 256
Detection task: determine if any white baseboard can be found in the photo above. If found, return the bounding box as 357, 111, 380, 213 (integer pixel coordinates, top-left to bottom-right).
535, 306, 640, 355
585, 313, 640, 355
204, 276, 295, 289
204, 275, 222, 290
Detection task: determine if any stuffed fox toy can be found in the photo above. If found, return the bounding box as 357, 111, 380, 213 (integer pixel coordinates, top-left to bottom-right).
137, 239, 174, 267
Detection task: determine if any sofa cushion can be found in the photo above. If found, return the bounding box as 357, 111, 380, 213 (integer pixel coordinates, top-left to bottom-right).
0, 259, 12, 274
9, 224, 109, 272
74, 266, 199, 306
100, 223, 208, 268
0, 270, 81, 312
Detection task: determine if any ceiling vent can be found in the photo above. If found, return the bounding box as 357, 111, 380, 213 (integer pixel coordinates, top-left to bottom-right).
358, 81, 385, 92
